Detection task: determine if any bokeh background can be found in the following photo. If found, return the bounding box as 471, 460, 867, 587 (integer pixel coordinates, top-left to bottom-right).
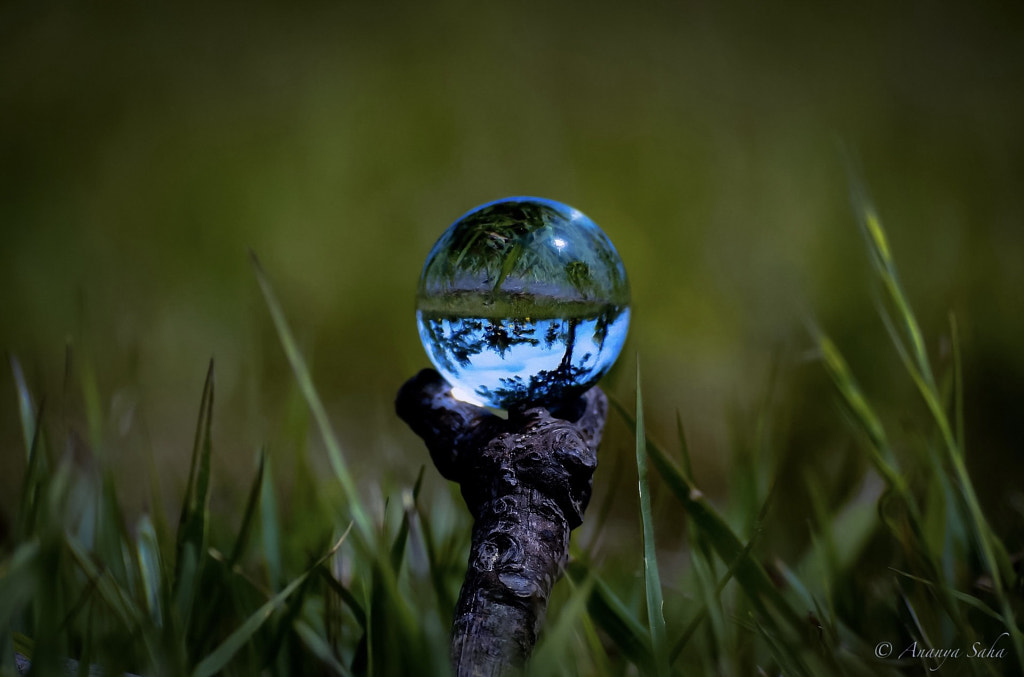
2, 3, 1023, 550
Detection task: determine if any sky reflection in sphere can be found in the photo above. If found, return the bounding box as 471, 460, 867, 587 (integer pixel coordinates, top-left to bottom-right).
416, 197, 630, 410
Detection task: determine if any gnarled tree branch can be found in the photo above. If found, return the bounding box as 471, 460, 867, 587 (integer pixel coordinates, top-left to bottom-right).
396, 369, 606, 677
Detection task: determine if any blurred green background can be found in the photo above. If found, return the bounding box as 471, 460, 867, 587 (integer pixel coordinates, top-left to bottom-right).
2, 2, 1023, 544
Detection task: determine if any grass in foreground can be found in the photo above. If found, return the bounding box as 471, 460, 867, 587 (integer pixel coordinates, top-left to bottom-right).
1, 196, 1021, 675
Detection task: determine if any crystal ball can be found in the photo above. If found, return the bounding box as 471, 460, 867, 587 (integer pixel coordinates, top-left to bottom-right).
416, 196, 630, 410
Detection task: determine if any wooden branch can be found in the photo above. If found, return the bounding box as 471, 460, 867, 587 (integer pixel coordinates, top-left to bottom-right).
396, 369, 606, 676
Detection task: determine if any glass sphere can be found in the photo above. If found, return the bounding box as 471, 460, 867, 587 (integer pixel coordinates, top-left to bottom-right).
416, 196, 630, 410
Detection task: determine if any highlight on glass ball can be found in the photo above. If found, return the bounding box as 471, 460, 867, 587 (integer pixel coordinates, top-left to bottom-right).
416, 196, 631, 410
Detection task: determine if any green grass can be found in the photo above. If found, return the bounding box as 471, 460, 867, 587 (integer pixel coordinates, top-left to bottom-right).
1, 197, 1021, 676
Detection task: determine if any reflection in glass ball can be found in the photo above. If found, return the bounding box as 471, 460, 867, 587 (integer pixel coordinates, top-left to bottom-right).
416, 197, 630, 410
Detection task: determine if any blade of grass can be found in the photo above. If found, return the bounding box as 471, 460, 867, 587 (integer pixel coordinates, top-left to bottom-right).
949, 313, 965, 455
174, 360, 215, 632
9, 356, 36, 460
675, 410, 693, 479
64, 534, 165, 667
889, 568, 1005, 624
15, 399, 47, 540
804, 472, 839, 603
611, 398, 805, 634
191, 525, 352, 677
295, 619, 352, 677
65, 534, 143, 629
634, 362, 669, 677
250, 253, 373, 547
192, 448, 270, 659
674, 459, 780, 669
566, 560, 653, 672
754, 618, 812, 677
688, 540, 729, 670
229, 448, 267, 568
389, 465, 425, 572
797, 479, 881, 590
530, 576, 597, 677
136, 514, 164, 626
264, 568, 316, 669
577, 610, 615, 677
814, 325, 980, 643
811, 328, 909, 499
874, 302, 958, 461
318, 567, 367, 630
251, 253, 422, 658
96, 473, 136, 601
898, 588, 942, 674
671, 534, 758, 662
413, 499, 457, 628
260, 453, 283, 592
922, 466, 950, 573
846, 181, 1024, 670
143, 421, 173, 577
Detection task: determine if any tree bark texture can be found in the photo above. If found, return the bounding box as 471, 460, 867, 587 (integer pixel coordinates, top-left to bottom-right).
396, 369, 606, 677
